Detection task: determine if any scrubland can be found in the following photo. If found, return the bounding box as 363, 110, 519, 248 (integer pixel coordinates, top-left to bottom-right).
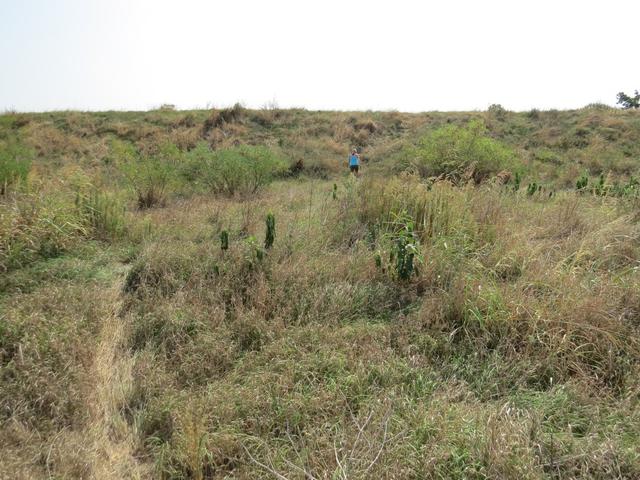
1, 104, 639, 479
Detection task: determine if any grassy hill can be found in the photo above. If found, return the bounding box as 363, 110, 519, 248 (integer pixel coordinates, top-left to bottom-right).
1, 106, 639, 479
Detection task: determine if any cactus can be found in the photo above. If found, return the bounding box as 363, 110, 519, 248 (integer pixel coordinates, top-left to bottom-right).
332, 183, 338, 200
220, 230, 229, 251
576, 172, 589, 191
595, 173, 606, 196
391, 212, 420, 281
264, 213, 275, 249
513, 171, 521, 192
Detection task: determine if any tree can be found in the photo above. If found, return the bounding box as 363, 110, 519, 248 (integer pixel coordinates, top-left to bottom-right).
616, 90, 640, 109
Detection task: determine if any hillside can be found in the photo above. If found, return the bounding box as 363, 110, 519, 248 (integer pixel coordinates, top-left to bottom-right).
1, 106, 640, 479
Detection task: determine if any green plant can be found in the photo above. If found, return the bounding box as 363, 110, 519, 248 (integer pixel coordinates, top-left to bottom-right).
118, 141, 179, 209
0, 192, 87, 272
264, 213, 275, 249
379, 211, 422, 282
576, 172, 589, 191
75, 187, 126, 239
488, 103, 507, 120
220, 230, 229, 251
0, 139, 32, 195
187, 143, 287, 196
594, 173, 607, 196
408, 120, 517, 183
527, 182, 538, 196
333, 183, 338, 200
513, 171, 522, 192
616, 90, 639, 109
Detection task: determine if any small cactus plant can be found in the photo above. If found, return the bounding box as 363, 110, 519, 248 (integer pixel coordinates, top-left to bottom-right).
513, 171, 521, 192
264, 213, 275, 249
594, 173, 606, 196
576, 172, 589, 191
374, 252, 382, 269
220, 230, 229, 251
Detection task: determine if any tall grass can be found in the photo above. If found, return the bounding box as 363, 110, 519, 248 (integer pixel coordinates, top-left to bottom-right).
0, 138, 32, 195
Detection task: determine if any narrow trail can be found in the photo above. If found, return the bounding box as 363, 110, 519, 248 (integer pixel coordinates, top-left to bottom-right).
84, 269, 149, 479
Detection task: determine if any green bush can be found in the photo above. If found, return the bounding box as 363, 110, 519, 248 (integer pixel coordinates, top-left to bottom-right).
117, 141, 179, 208
185, 142, 287, 196
0, 139, 33, 195
408, 120, 518, 183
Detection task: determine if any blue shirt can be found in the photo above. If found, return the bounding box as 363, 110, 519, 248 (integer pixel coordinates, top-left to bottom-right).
349, 154, 359, 166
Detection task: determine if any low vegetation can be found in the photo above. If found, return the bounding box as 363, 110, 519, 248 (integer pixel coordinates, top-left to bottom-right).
405, 120, 518, 182
1, 106, 639, 479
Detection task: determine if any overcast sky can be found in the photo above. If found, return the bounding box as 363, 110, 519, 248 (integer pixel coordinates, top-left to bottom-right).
1, 0, 639, 112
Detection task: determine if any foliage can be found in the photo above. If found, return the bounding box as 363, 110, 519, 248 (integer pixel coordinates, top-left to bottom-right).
408, 120, 518, 183
75, 187, 126, 239
488, 103, 508, 120
512, 171, 522, 192
0, 138, 33, 195
385, 211, 421, 281
526, 182, 539, 195
186, 142, 287, 195
0, 192, 87, 271
576, 171, 589, 191
118, 141, 179, 208
616, 90, 640, 109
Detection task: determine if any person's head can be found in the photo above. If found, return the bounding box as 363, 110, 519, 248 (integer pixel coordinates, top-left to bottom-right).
351, 148, 357, 155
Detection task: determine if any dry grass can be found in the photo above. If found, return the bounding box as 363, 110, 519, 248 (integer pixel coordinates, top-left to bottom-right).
1, 108, 640, 478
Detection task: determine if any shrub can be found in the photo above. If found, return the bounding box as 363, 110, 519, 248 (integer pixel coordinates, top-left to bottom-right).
408, 120, 518, 183
378, 211, 422, 281
117, 141, 179, 208
616, 90, 639, 109
202, 103, 245, 136
488, 103, 508, 120
0, 139, 33, 195
186, 142, 287, 196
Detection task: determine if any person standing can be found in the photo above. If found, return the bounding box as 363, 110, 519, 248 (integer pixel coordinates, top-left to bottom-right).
349, 148, 360, 176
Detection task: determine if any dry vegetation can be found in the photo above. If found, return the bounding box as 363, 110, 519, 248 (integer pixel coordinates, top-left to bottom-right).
1, 105, 639, 479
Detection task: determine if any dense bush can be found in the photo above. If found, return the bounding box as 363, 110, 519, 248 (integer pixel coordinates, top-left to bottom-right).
185, 142, 287, 195
407, 120, 518, 183
116, 140, 179, 208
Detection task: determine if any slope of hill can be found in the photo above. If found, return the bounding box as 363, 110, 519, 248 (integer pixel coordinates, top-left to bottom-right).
1, 106, 639, 479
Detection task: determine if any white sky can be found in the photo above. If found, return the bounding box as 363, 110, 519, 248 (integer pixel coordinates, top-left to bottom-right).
1, 0, 639, 112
